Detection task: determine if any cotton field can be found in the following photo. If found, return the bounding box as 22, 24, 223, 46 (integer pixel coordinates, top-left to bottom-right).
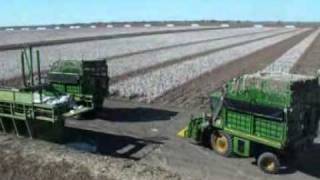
0, 27, 275, 80
110, 29, 308, 101
0, 26, 320, 107
0, 25, 213, 46
108, 28, 292, 77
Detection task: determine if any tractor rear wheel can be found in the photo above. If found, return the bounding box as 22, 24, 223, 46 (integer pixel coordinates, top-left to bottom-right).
258, 152, 280, 174
211, 131, 233, 157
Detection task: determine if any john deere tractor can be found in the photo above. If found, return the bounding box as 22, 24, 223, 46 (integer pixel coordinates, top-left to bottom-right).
0, 47, 109, 139
178, 72, 320, 173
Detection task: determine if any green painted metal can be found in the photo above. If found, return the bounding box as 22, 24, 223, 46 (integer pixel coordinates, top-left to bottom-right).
183, 72, 320, 157
0, 48, 109, 138
233, 136, 250, 157
47, 59, 109, 109
184, 115, 209, 142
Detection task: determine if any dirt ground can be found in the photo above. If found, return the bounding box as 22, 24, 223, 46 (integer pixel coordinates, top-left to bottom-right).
64, 99, 320, 180
0, 134, 180, 180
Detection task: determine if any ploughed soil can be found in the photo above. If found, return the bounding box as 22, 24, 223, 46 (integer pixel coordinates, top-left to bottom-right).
153, 29, 313, 109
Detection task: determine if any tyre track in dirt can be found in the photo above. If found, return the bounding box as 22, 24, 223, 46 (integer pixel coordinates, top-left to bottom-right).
291, 32, 320, 75
110, 29, 296, 84
153, 29, 314, 109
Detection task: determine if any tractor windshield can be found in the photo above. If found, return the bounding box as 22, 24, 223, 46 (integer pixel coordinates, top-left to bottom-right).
210, 91, 224, 120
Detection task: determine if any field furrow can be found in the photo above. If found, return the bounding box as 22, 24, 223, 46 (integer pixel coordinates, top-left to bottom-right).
110, 29, 309, 102
291, 30, 320, 75
263, 28, 320, 73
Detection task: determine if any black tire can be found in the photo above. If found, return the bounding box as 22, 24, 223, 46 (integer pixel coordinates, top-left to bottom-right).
211, 131, 233, 157
258, 152, 280, 174
201, 127, 212, 147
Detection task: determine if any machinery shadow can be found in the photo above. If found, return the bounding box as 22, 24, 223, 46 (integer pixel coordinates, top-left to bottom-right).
294, 143, 320, 178
94, 107, 178, 122
63, 128, 165, 160
276, 143, 320, 178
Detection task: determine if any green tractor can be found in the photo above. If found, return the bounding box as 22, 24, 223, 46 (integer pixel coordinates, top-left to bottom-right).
0, 47, 109, 139
178, 72, 320, 173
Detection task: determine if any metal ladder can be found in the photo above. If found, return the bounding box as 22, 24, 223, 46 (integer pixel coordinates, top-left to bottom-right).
11, 118, 34, 138
0, 118, 5, 134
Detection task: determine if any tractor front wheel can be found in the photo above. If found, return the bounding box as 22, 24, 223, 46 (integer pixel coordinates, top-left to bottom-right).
257, 152, 280, 174
211, 131, 233, 157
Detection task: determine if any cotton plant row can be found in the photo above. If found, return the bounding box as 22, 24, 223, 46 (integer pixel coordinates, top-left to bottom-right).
263, 28, 320, 73
110, 29, 308, 102
108, 28, 293, 77
0, 27, 274, 81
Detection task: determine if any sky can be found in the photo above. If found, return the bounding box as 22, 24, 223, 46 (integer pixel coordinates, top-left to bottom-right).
1, 0, 319, 27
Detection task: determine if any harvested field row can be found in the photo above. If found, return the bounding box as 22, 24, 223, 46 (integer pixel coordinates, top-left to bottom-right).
109, 28, 291, 78
0, 28, 273, 81
155, 30, 314, 108
0, 26, 220, 47
110, 29, 309, 102
291, 30, 320, 75
263, 28, 320, 73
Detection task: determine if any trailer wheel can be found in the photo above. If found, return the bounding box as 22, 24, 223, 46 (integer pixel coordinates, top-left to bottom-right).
258, 152, 280, 174
211, 131, 233, 157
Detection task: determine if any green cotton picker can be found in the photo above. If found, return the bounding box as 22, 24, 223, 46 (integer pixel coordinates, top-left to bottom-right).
0, 47, 109, 140
178, 72, 320, 174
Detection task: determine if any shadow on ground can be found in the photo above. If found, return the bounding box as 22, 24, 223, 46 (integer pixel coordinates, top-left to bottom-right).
63, 128, 166, 160
295, 143, 320, 178
274, 143, 320, 178
93, 107, 178, 122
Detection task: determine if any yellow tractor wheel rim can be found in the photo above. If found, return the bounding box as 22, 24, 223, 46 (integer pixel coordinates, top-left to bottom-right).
213, 134, 228, 154
262, 158, 275, 172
